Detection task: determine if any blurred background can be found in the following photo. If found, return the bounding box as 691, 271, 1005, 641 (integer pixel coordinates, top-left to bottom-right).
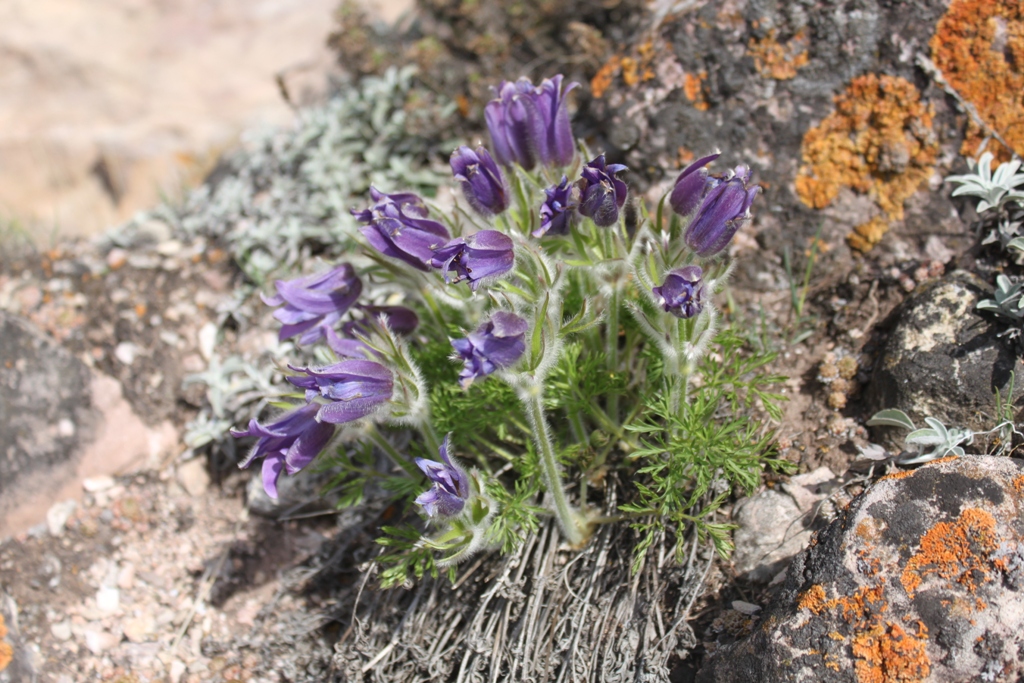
0, 0, 411, 244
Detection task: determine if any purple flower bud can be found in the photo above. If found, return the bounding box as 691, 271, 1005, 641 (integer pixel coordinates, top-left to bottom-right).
430, 230, 515, 290
685, 165, 760, 258
485, 75, 578, 170
451, 311, 528, 388
534, 75, 578, 167
286, 360, 394, 424
450, 146, 509, 216
577, 154, 629, 227
533, 176, 576, 238
415, 434, 471, 518
231, 403, 336, 499
351, 187, 451, 270
669, 153, 721, 217
260, 264, 362, 345
652, 266, 705, 319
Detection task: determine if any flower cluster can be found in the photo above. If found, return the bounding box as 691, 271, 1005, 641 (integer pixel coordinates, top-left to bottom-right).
232, 71, 763, 569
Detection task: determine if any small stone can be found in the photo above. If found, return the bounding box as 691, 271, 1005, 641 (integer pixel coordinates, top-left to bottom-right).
106, 249, 128, 270
114, 341, 139, 365
83, 628, 120, 654
177, 459, 210, 497
96, 586, 120, 613
155, 239, 183, 256
169, 659, 187, 683
123, 615, 153, 643
46, 500, 77, 536
57, 418, 75, 437
117, 563, 135, 590
83, 476, 115, 493
50, 620, 73, 641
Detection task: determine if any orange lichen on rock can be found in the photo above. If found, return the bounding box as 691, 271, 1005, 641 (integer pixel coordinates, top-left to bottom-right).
847, 216, 890, 252
591, 55, 622, 99
1011, 474, 1024, 494
930, 0, 1024, 160
798, 584, 830, 614
747, 28, 810, 80
795, 74, 938, 251
901, 508, 1000, 598
0, 614, 11, 673
683, 71, 710, 111
851, 621, 931, 683
879, 469, 916, 482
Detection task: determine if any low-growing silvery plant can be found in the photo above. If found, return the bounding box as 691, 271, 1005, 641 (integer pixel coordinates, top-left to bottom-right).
232, 74, 787, 585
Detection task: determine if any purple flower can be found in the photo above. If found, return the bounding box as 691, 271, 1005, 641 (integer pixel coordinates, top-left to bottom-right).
652, 266, 705, 319
323, 306, 419, 359
451, 311, 528, 388
685, 165, 760, 258
533, 176, 576, 237
415, 434, 471, 518
669, 153, 720, 217
430, 230, 515, 290
351, 187, 451, 270
577, 154, 628, 227
286, 360, 394, 424
451, 146, 509, 216
485, 75, 578, 170
261, 264, 362, 345
231, 403, 336, 499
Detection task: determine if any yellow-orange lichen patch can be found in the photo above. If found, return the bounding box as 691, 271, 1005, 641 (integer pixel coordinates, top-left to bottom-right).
0, 614, 11, 673
747, 28, 810, 80
683, 71, 710, 111
901, 508, 1000, 598
591, 55, 622, 99
851, 621, 930, 683
798, 584, 830, 614
1011, 474, 1024, 494
795, 74, 938, 251
930, 0, 1024, 160
879, 469, 916, 482
847, 216, 890, 252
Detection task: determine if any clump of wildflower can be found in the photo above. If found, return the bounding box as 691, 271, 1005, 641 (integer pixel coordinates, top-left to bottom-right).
451, 146, 509, 216
231, 403, 336, 499
415, 434, 471, 518
653, 266, 705, 319
577, 154, 628, 227
451, 311, 528, 388
352, 187, 450, 270
430, 230, 515, 290
287, 360, 394, 423
262, 264, 362, 345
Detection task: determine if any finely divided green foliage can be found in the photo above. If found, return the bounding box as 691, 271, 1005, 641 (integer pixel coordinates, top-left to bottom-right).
621, 331, 792, 572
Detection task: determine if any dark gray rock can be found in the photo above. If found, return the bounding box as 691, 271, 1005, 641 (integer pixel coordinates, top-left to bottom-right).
698, 455, 1024, 683
0, 312, 94, 513
865, 270, 1024, 433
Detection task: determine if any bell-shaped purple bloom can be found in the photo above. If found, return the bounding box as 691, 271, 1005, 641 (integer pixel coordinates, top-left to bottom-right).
323, 306, 419, 359
415, 434, 471, 518
451, 146, 509, 216
430, 230, 515, 290
451, 311, 528, 388
286, 360, 394, 424
577, 154, 628, 227
652, 266, 706, 319
533, 176, 576, 238
685, 165, 760, 258
231, 403, 336, 499
261, 264, 362, 345
485, 75, 578, 170
669, 153, 721, 217
351, 187, 451, 270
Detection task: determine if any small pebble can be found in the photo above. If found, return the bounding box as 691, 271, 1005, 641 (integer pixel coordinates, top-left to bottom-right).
106, 248, 128, 270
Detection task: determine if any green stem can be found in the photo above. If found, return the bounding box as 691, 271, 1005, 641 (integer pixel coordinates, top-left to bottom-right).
368, 426, 420, 478
522, 386, 584, 545
606, 282, 621, 425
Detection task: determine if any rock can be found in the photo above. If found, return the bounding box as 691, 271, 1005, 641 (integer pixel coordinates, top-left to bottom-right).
698, 455, 1024, 683
45, 500, 77, 536
731, 489, 813, 583
82, 476, 115, 493
113, 341, 139, 365
177, 458, 210, 497
0, 312, 176, 538
49, 620, 72, 641
123, 615, 154, 644
82, 628, 120, 655
106, 248, 128, 270
96, 586, 119, 613
866, 271, 1024, 434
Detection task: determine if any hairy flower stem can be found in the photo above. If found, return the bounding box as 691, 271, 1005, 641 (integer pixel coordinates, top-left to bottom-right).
606, 283, 621, 425
522, 387, 584, 545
